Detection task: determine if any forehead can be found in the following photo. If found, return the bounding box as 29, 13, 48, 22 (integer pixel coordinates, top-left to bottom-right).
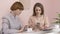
35, 7, 41, 10
15, 9, 22, 11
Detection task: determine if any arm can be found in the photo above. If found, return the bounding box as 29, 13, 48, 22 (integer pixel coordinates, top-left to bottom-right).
2, 17, 20, 34
28, 17, 35, 28
44, 16, 50, 29
38, 16, 50, 30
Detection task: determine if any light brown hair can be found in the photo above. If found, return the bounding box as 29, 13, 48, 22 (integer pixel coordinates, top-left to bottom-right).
10, 1, 24, 11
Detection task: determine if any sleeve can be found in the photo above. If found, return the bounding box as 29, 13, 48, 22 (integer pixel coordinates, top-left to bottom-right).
28, 17, 34, 26
44, 16, 50, 28
28, 17, 36, 28
2, 17, 20, 34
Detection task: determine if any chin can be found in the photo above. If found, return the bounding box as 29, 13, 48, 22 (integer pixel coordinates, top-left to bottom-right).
16, 14, 19, 16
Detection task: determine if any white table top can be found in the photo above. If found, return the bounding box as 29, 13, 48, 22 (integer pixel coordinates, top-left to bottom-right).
14, 31, 60, 34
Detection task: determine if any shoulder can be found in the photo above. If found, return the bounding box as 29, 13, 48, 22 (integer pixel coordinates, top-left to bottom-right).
29, 16, 36, 20
43, 15, 49, 22
2, 13, 10, 20
41, 15, 48, 19
2, 13, 12, 24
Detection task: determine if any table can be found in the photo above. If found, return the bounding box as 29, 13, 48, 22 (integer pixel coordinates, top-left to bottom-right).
14, 31, 60, 34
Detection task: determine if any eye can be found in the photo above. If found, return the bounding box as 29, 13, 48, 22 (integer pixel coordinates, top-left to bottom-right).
35, 9, 38, 11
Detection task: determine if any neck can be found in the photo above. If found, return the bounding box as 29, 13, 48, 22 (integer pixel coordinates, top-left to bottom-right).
36, 14, 41, 18
10, 11, 16, 17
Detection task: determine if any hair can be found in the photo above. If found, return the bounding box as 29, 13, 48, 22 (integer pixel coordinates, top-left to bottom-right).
10, 1, 24, 11
33, 3, 44, 16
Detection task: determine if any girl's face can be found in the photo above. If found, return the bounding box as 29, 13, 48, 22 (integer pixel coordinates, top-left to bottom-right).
13, 9, 22, 15
35, 7, 41, 15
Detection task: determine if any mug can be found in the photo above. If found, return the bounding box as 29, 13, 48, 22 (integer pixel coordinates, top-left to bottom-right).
27, 28, 33, 32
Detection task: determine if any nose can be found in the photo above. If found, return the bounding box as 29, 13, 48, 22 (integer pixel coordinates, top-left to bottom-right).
37, 10, 40, 12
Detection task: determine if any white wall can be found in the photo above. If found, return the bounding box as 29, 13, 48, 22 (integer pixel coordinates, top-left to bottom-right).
19, 0, 32, 25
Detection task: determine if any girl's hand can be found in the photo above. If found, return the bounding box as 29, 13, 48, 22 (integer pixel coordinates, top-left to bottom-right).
44, 25, 49, 29
40, 25, 44, 30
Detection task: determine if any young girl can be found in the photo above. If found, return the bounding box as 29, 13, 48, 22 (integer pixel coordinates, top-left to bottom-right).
28, 3, 50, 31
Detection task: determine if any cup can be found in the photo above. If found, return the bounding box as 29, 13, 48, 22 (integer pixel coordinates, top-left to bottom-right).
52, 24, 60, 32
27, 28, 33, 32
54, 24, 59, 29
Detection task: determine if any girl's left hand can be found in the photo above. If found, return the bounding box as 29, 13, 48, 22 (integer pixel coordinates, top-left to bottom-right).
44, 25, 50, 29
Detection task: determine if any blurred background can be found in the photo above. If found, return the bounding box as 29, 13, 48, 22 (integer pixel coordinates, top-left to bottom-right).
0, 0, 60, 32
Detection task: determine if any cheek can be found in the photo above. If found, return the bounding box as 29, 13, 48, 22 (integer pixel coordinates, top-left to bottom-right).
18, 11, 22, 15
19, 11, 22, 14
39, 11, 41, 13
35, 11, 38, 13
15, 11, 21, 15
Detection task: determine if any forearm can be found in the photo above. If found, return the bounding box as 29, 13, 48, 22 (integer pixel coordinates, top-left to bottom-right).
3, 28, 20, 34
